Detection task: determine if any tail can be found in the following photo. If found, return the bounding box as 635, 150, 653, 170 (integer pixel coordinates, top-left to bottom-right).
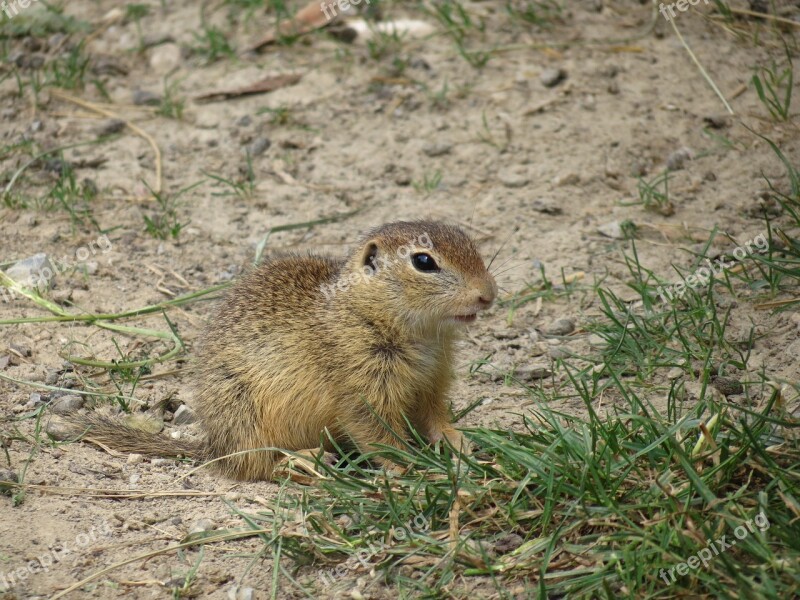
64, 413, 207, 460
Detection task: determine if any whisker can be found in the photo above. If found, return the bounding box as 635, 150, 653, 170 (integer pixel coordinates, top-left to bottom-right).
490, 260, 525, 279
489, 250, 522, 275
486, 229, 516, 271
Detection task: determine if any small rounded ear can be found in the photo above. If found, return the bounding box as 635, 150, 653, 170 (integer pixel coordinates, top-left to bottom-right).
360, 241, 379, 274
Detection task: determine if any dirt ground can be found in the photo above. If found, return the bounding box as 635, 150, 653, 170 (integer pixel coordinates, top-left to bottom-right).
1, 0, 799, 598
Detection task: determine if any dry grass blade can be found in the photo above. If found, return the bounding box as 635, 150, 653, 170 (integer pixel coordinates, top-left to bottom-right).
0, 482, 227, 500
50, 528, 270, 599
194, 73, 303, 103
667, 18, 734, 114
49, 89, 163, 196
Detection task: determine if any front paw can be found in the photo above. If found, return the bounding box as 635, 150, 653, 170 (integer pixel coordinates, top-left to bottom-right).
437, 428, 473, 455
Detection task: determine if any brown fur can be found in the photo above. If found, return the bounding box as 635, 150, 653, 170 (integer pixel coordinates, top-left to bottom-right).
69, 221, 496, 480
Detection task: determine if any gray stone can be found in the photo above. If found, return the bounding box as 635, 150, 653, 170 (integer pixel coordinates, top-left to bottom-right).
515, 365, 552, 381
498, 169, 529, 188
5, 253, 55, 292
228, 587, 255, 600
713, 377, 743, 397
189, 519, 216, 535
96, 119, 126, 136
246, 136, 271, 157
667, 367, 684, 380
132, 89, 161, 106
667, 147, 693, 171
587, 334, 607, 348
544, 318, 575, 336
51, 394, 85, 415
597, 221, 625, 239
25, 392, 43, 409
548, 346, 571, 360
492, 326, 521, 340
173, 405, 196, 425
422, 142, 452, 157
0, 469, 18, 496
553, 172, 580, 187
494, 533, 524, 554
46, 420, 73, 441
540, 67, 566, 88
703, 114, 730, 129
51, 289, 74, 305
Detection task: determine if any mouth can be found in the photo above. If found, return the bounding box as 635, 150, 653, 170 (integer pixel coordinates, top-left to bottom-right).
451, 313, 477, 324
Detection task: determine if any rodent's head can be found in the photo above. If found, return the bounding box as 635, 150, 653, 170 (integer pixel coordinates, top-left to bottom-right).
343, 221, 497, 331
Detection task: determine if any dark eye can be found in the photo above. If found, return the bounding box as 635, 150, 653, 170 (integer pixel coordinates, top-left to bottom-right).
411, 253, 439, 272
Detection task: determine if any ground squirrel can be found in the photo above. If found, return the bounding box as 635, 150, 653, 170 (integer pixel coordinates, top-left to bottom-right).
69, 221, 497, 480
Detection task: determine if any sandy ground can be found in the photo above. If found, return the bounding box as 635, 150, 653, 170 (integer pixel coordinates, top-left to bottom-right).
1, 0, 799, 598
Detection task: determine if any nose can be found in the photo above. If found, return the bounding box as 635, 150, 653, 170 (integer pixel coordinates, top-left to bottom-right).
475, 280, 497, 308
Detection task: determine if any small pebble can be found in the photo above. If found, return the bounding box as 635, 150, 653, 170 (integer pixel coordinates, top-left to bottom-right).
142, 33, 176, 49
544, 318, 575, 336
50, 394, 84, 415
51, 289, 74, 305
666, 147, 694, 171
148, 42, 181, 74
587, 334, 607, 348
548, 346, 571, 360
553, 172, 579, 187
713, 377, 744, 396
96, 119, 126, 136
494, 533, 524, 554
530, 200, 562, 215
498, 169, 529, 189
46, 420, 73, 441
492, 326, 521, 340
515, 365, 552, 381
132, 89, 161, 106
394, 173, 411, 186
540, 67, 567, 88
127, 453, 144, 464
5, 254, 55, 292
0, 469, 19, 495
228, 587, 255, 600
597, 221, 625, 240
189, 519, 216, 535
422, 142, 452, 157
667, 367, 684, 380
246, 136, 271, 157
173, 405, 196, 425
703, 114, 730, 129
